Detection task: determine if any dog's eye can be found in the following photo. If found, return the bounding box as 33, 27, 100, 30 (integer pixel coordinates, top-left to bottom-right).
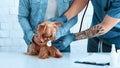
43, 35, 47, 38
43, 34, 49, 38
50, 35, 52, 38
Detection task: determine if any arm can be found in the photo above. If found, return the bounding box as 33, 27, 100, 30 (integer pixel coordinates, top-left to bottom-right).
18, 0, 34, 44
49, 0, 88, 23
64, 0, 89, 20
74, 15, 120, 40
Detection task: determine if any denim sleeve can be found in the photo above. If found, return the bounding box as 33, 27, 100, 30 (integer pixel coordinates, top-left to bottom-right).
18, 0, 34, 43
55, 16, 78, 40
108, 0, 120, 18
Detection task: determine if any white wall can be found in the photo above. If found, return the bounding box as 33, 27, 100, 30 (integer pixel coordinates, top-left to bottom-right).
0, 0, 93, 53
0, 0, 27, 52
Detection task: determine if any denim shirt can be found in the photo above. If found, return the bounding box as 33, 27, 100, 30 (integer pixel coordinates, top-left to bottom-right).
18, 0, 78, 45
91, 0, 120, 45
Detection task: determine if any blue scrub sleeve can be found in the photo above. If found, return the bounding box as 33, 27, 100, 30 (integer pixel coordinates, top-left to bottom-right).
108, 0, 120, 18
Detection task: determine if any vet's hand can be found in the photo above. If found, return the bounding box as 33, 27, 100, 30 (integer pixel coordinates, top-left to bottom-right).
55, 24, 74, 40
48, 15, 68, 23
32, 34, 46, 46
52, 34, 75, 50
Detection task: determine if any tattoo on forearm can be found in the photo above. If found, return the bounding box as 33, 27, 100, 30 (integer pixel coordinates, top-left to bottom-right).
74, 24, 105, 40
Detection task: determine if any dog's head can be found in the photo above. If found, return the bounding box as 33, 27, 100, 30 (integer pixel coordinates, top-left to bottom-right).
36, 21, 62, 43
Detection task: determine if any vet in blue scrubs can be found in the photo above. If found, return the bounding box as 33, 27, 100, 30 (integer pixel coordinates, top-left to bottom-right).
87, 0, 120, 52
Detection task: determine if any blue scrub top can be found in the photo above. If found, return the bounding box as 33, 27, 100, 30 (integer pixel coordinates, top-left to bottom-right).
91, 0, 120, 39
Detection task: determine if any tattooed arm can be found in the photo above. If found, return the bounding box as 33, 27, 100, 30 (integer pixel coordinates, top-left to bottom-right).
74, 24, 105, 40
74, 15, 120, 40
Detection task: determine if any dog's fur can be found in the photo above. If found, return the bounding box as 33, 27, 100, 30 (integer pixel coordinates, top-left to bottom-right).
26, 21, 62, 59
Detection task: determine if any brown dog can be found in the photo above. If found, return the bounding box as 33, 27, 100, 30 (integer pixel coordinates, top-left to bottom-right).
26, 21, 62, 59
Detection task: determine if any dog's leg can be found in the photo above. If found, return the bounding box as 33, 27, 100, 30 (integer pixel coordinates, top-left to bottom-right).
25, 43, 38, 56
38, 46, 49, 59
55, 49, 62, 58
49, 46, 62, 58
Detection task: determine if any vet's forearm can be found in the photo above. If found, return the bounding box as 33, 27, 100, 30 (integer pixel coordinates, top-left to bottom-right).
64, 0, 88, 20
74, 24, 105, 40
74, 15, 120, 40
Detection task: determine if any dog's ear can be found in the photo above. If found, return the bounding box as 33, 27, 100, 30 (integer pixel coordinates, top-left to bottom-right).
37, 24, 44, 31
54, 22, 63, 27
37, 23, 47, 33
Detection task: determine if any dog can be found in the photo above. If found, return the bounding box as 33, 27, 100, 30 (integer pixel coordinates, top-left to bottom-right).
26, 21, 62, 59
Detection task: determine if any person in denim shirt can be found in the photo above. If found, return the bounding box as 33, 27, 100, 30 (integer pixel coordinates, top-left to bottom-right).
18, 0, 78, 52
54, 0, 120, 52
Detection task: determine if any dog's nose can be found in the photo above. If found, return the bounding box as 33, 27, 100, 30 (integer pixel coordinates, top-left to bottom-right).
40, 39, 44, 43
40, 37, 44, 43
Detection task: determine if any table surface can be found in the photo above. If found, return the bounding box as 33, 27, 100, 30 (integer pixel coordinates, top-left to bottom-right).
0, 52, 120, 68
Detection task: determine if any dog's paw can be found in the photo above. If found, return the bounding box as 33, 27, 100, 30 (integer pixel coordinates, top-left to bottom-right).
25, 49, 38, 56
54, 49, 62, 58
38, 46, 49, 59
49, 46, 62, 58
38, 53, 49, 59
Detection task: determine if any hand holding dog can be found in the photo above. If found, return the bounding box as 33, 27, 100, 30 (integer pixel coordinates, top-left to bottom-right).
48, 15, 72, 40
